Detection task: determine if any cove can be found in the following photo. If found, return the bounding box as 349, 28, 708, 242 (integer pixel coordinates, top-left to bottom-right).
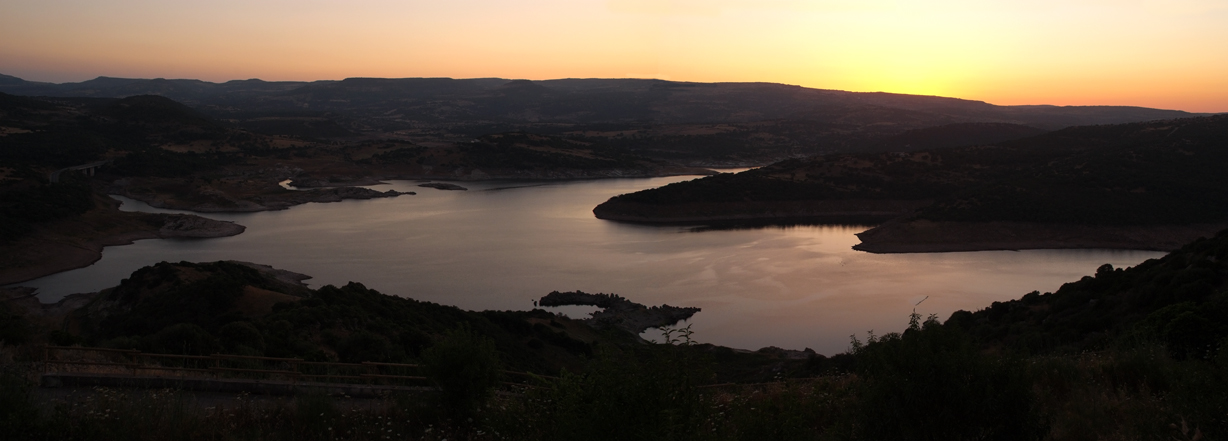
17, 175, 1164, 354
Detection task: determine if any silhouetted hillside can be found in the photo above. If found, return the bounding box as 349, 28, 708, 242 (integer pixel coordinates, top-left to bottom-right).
0, 74, 1204, 163
596, 114, 1228, 231
950, 229, 1228, 357
868, 122, 1048, 151
99, 95, 223, 129
0, 92, 258, 173
61, 260, 609, 373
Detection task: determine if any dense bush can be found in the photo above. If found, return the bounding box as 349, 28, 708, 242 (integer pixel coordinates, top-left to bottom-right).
337, 330, 399, 363
217, 321, 265, 353
521, 342, 709, 441
0, 301, 34, 345
421, 324, 503, 416
149, 323, 222, 356
0, 364, 39, 437
852, 314, 1045, 441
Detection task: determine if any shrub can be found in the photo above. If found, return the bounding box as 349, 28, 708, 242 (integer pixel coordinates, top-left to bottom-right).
853, 314, 1045, 441
0, 364, 40, 436
148, 323, 221, 355
0, 302, 33, 345
421, 324, 502, 416
218, 321, 266, 353
525, 345, 708, 441
336, 331, 396, 363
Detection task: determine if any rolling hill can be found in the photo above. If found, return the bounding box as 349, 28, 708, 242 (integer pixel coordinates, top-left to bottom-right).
594, 114, 1228, 251
0, 74, 1205, 165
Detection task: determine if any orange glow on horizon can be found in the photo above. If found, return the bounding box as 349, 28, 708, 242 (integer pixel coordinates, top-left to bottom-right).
1, 0, 1225, 112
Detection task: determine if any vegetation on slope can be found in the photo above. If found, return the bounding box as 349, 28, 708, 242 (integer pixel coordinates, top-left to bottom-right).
0, 177, 94, 243
3, 74, 1204, 165
598, 114, 1228, 227
57, 261, 606, 373
951, 229, 1228, 357
355, 132, 655, 172
0, 93, 266, 173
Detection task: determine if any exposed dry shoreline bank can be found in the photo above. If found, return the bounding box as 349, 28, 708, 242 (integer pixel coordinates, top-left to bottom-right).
852, 220, 1228, 253
592, 199, 930, 224
0, 198, 246, 286
110, 182, 412, 213
594, 196, 1228, 253
112, 167, 718, 214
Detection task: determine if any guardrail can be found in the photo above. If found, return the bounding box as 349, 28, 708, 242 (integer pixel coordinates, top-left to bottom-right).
43, 346, 802, 394
43, 346, 553, 388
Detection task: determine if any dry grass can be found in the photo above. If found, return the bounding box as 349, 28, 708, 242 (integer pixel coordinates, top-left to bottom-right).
233, 286, 300, 316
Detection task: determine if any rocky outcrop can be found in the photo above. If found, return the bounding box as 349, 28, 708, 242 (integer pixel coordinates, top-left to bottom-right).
288, 177, 388, 188
158, 214, 245, 238
228, 261, 313, 294
417, 182, 468, 191
112, 184, 413, 213
539, 291, 700, 335
252, 187, 412, 210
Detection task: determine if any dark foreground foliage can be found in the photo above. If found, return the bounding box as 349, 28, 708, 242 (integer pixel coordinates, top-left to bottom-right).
421, 324, 503, 417
63, 261, 601, 374
5, 328, 1225, 440
851, 314, 1044, 441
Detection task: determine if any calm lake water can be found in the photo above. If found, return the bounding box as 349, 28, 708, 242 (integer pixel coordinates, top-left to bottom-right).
19, 175, 1164, 354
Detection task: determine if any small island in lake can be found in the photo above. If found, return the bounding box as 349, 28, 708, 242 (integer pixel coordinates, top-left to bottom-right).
538, 290, 700, 335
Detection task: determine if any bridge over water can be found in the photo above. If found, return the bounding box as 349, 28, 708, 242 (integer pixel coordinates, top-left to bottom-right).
48, 160, 111, 183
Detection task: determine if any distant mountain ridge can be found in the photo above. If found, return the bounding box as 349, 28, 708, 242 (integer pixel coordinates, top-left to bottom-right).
0, 74, 1202, 130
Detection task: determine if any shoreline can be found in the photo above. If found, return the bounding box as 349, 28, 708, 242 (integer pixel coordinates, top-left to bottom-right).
592, 199, 1228, 253
373, 166, 721, 182
592, 199, 932, 225
2, 171, 719, 286
0, 212, 245, 286
114, 168, 721, 214
852, 220, 1228, 254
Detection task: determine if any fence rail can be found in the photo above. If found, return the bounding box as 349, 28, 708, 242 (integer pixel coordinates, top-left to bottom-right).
43, 346, 798, 394
41, 346, 550, 387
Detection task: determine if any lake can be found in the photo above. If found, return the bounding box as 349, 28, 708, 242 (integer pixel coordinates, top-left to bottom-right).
18, 175, 1164, 354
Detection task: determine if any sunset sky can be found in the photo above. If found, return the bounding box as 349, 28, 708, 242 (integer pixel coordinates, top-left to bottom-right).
2, 0, 1226, 112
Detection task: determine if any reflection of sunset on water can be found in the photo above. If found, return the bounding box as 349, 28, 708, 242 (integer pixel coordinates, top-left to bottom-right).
17, 177, 1162, 355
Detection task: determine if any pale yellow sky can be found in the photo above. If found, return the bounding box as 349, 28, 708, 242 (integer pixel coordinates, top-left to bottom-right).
2, 0, 1226, 111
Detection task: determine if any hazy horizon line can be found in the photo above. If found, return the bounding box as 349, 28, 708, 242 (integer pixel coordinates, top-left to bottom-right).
2, 71, 1221, 114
